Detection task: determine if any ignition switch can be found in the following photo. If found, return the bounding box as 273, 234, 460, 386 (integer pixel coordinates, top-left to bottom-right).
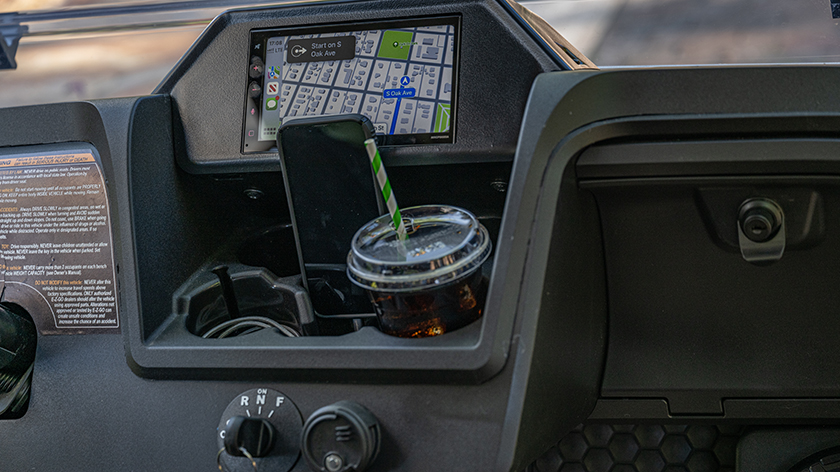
222, 416, 276, 458
217, 388, 302, 472
301, 401, 380, 472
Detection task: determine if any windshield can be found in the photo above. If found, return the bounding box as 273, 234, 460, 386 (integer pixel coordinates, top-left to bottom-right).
1, 0, 840, 108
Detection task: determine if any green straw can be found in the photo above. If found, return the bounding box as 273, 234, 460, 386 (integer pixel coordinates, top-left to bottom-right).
365, 138, 407, 241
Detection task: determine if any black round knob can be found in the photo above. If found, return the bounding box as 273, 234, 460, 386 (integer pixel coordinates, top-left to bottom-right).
216, 389, 302, 472
739, 198, 783, 243
301, 401, 380, 472
223, 416, 276, 458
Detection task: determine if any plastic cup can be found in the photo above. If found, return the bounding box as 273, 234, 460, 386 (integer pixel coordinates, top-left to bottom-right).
347, 205, 492, 338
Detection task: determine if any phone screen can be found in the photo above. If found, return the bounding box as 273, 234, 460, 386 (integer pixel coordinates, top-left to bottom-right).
278, 115, 383, 315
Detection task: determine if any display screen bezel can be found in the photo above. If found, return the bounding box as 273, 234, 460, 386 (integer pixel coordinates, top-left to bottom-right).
242, 15, 461, 153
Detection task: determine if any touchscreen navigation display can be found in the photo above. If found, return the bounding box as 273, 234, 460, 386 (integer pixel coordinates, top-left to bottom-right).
243, 17, 460, 152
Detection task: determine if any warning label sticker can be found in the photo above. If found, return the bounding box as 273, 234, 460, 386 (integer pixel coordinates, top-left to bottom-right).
0, 149, 118, 334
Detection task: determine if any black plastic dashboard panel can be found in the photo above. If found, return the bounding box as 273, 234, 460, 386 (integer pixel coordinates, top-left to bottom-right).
5, 3, 840, 470
543, 68, 840, 418
156, 0, 560, 173
495, 65, 840, 469
0, 97, 524, 472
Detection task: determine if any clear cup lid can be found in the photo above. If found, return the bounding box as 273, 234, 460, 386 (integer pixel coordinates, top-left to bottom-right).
347, 205, 492, 292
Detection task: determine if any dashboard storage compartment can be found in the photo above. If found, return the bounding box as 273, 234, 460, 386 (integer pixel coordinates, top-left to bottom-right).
579, 139, 840, 415
178, 265, 314, 338
125, 94, 515, 382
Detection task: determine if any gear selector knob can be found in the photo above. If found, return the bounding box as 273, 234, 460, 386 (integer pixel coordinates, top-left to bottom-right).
223, 416, 276, 457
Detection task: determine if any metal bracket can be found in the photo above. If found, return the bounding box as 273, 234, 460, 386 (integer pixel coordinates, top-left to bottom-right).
0, 15, 27, 70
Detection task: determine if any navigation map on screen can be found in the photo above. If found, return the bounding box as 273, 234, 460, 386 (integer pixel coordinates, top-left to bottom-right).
244, 18, 458, 151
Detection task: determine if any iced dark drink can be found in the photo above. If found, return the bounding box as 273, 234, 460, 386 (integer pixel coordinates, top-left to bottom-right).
347, 205, 492, 338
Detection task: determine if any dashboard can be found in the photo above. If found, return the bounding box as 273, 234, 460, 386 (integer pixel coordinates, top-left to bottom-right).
2, 1, 840, 471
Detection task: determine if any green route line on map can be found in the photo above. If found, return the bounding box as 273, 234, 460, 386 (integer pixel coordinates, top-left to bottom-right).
434, 103, 450, 133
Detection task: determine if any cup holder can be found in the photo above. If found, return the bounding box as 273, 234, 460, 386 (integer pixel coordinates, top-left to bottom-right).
177, 264, 316, 338
236, 225, 301, 278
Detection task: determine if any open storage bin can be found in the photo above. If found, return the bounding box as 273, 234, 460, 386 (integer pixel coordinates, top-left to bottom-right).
122, 96, 514, 382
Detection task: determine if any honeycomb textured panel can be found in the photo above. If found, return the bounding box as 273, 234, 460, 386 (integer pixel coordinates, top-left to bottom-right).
528, 425, 745, 472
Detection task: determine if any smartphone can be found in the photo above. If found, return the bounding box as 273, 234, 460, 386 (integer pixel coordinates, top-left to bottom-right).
278, 114, 384, 316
